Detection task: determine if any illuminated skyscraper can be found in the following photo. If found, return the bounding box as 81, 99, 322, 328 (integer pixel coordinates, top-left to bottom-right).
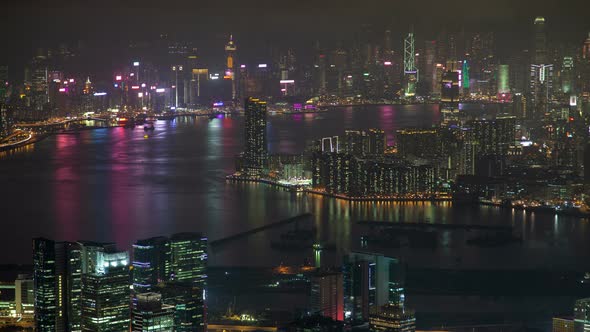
132, 237, 171, 293
530, 17, 553, 118
497, 64, 510, 101
574, 298, 590, 332
132, 293, 175, 332
553, 316, 574, 332
80, 248, 130, 332
583, 33, 590, 60
243, 97, 268, 175
169, 233, 207, 287
225, 34, 237, 100
441, 70, 460, 105
533, 17, 547, 64
311, 271, 344, 321
15, 274, 34, 318
343, 252, 405, 322
469, 115, 516, 156
0, 106, 13, 138
369, 303, 415, 332
33, 239, 82, 332
157, 282, 205, 332
561, 56, 574, 95
403, 29, 418, 97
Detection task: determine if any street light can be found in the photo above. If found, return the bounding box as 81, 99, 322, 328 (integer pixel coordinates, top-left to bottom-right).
172, 65, 183, 109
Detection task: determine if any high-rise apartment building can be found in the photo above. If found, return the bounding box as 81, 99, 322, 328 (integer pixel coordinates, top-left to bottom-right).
243, 97, 268, 175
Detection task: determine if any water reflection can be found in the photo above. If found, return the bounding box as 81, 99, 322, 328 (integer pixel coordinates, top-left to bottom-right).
0, 105, 587, 271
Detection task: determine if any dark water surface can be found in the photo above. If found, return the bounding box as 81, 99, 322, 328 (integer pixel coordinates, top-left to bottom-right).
0, 104, 588, 273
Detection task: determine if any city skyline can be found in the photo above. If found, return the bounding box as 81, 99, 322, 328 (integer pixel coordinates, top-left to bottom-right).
2, 2, 590, 331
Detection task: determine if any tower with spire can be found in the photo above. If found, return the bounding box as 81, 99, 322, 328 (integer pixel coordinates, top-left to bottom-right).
225, 34, 237, 100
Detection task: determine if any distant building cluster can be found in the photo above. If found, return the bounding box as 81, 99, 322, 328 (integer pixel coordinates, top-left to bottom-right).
0, 17, 588, 127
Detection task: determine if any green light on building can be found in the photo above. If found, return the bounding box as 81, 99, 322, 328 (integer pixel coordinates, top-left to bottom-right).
497, 64, 510, 94
462, 61, 470, 89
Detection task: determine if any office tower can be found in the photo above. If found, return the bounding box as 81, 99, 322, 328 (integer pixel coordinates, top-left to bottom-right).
15, 274, 34, 318
584, 33, 590, 60
310, 271, 344, 321
441, 71, 460, 105
403, 29, 418, 98
561, 56, 574, 95
533, 17, 547, 64
343, 252, 405, 322
462, 60, 470, 95
469, 115, 516, 156
170, 233, 207, 287
225, 34, 237, 100
553, 316, 574, 332
574, 298, 590, 332
80, 248, 130, 332
530, 17, 553, 118
497, 64, 511, 101
157, 281, 205, 332
243, 97, 268, 175
132, 293, 175, 332
133, 236, 171, 293
369, 303, 415, 332
33, 238, 82, 332
513, 93, 527, 118
423, 41, 436, 96
368, 129, 386, 155
33, 239, 57, 332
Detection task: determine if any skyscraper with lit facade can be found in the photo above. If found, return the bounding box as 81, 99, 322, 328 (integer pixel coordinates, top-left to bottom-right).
243, 97, 268, 176
33, 238, 82, 332
169, 233, 207, 287
132, 236, 171, 293
80, 247, 130, 332
529, 17, 553, 118
574, 298, 590, 332
132, 293, 175, 332
343, 252, 405, 322
369, 303, 415, 332
311, 271, 344, 321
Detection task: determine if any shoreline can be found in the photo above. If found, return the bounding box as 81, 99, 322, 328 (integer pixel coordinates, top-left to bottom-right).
226, 176, 590, 217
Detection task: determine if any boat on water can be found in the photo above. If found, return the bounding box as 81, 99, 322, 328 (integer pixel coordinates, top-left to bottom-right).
144, 121, 155, 131
156, 113, 175, 120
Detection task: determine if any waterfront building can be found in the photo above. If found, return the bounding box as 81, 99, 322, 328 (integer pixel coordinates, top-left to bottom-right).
243, 97, 268, 176
369, 303, 415, 332
310, 270, 344, 321
80, 247, 130, 332
132, 293, 175, 332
